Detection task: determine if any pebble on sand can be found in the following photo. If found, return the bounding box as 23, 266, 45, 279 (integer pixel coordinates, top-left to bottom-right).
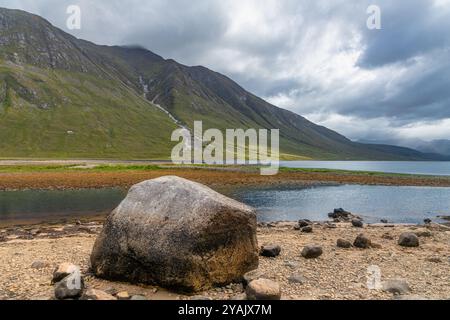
301, 245, 323, 259
246, 279, 281, 300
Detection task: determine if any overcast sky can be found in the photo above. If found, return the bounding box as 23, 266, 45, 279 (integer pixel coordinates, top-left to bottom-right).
1, 0, 449, 142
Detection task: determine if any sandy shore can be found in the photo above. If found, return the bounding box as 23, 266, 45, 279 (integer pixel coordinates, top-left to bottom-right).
1, 221, 449, 300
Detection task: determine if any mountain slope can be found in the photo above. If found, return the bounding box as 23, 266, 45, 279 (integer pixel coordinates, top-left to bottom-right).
0, 7, 443, 160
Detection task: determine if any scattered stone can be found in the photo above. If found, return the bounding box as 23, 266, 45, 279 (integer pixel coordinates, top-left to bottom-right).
90, 176, 259, 292
54, 272, 84, 300
301, 245, 323, 259
260, 245, 282, 258
243, 270, 266, 286
398, 233, 420, 248
298, 220, 311, 228
52, 263, 79, 283
246, 279, 281, 300
426, 257, 442, 263
288, 274, 305, 284
301, 226, 313, 233
354, 234, 371, 249
31, 260, 49, 269
382, 279, 411, 295
337, 239, 352, 249
351, 219, 364, 228
324, 222, 337, 229
415, 230, 433, 238
380, 219, 389, 224
424, 219, 432, 224
371, 242, 383, 249
131, 295, 147, 301
116, 291, 130, 300
81, 289, 117, 300
283, 261, 300, 269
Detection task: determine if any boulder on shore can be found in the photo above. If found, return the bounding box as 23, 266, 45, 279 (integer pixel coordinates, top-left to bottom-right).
337, 239, 353, 248
90, 176, 259, 292
54, 272, 84, 300
260, 245, 282, 258
398, 233, 420, 248
354, 234, 371, 249
301, 245, 323, 259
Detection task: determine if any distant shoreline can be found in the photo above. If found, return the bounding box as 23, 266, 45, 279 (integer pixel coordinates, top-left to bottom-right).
1, 161, 450, 191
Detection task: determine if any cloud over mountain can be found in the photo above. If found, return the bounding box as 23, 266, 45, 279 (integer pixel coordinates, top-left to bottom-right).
2, 0, 449, 142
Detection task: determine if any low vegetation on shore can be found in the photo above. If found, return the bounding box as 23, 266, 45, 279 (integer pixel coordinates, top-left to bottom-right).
2, 162, 450, 191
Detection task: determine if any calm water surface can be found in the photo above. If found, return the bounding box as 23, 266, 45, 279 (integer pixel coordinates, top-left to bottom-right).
232, 185, 450, 224
0, 185, 449, 225
0, 188, 126, 225
281, 161, 450, 176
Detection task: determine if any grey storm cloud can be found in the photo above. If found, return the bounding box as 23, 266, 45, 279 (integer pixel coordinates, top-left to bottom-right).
0, 0, 449, 141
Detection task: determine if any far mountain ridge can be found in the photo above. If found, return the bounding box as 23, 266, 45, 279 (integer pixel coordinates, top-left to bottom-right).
0, 7, 445, 160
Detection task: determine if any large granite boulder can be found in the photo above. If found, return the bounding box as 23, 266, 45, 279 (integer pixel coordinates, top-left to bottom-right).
90, 176, 259, 292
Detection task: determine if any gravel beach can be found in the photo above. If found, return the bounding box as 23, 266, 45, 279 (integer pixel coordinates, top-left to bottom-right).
1, 221, 449, 300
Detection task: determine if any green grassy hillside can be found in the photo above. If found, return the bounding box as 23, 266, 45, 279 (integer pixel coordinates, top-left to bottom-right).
0, 7, 445, 160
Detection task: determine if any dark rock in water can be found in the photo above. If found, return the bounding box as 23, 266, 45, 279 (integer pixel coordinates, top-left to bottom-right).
260, 245, 282, 258
380, 219, 389, 224
328, 208, 356, 222
298, 220, 311, 228
301, 245, 323, 259
329, 208, 350, 218
90, 176, 259, 292
398, 233, 420, 248
54, 273, 84, 300
246, 279, 281, 300
354, 234, 371, 249
337, 239, 352, 248
382, 279, 411, 295
301, 226, 313, 233
351, 219, 364, 228
424, 218, 432, 224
